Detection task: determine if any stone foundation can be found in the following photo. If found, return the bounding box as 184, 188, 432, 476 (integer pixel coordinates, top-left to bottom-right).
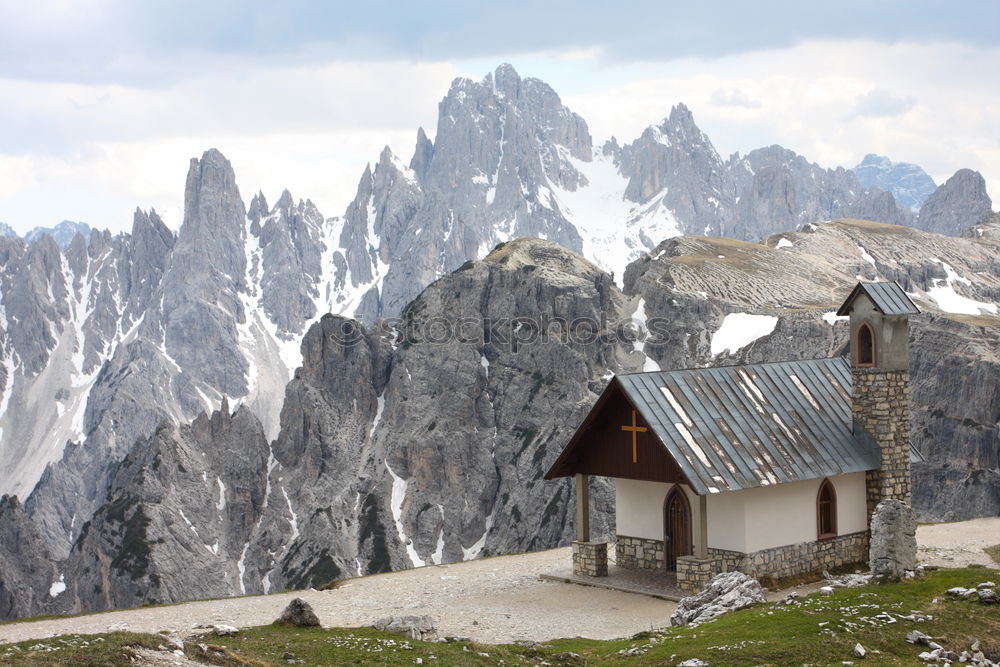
614, 532, 868, 592
709, 531, 869, 580
572, 541, 608, 577
615, 535, 663, 570
676, 556, 720, 593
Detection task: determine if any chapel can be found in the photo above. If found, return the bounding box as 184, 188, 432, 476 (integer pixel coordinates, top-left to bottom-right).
544, 281, 921, 592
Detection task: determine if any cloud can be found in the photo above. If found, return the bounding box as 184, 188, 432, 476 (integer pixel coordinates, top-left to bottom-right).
2, 1, 999, 86
710, 88, 761, 108
0, 59, 460, 232
852, 88, 917, 117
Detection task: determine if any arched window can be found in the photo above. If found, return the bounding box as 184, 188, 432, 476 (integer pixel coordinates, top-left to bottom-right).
856, 322, 875, 367
817, 479, 837, 539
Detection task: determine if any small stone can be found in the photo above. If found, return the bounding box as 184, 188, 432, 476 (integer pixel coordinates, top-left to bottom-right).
374, 615, 438, 641
276, 598, 321, 627
677, 659, 708, 667
977, 588, 998, 604
906, 630, 931, 645
820, 586, 835, 595
853, 643, 866, 658
213, 625, 238, 636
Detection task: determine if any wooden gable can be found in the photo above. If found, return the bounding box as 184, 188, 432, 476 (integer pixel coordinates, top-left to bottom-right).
545, 380, 692, 485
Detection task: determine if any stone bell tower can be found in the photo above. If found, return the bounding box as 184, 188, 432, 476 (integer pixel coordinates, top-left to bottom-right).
836, 281, 919, 517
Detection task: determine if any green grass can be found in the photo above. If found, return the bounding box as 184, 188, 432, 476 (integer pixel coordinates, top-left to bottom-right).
0, 632, 165, 666
2, 568, 998, 665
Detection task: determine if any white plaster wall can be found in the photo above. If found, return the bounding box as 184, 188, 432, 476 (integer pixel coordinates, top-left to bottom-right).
734, 472, 867, 553
615, 479, 704, 551
706, 491, 747, 552
616, 473, 867, 554
615, 479, 670, 540
833, 472, 868, 535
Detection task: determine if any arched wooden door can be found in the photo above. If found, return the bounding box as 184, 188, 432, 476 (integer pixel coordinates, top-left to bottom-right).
663, 488, 692, 571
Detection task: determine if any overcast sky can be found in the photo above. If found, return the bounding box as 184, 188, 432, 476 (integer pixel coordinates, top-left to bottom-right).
1, 0, 998, 233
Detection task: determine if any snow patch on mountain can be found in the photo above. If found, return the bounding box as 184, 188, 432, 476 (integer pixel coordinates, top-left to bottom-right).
550, 149, 682, 278
711, 313, 779, 356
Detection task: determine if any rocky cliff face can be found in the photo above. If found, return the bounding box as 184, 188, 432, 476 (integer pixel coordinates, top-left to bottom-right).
916, 169, 994, 236
20, 151, 329, 563
0, 495, 71, 620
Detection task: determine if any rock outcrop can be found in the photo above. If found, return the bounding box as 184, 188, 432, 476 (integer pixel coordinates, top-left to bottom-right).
276, 598, 321, 627
869, 499, 918, 577
670, 571, 766, 626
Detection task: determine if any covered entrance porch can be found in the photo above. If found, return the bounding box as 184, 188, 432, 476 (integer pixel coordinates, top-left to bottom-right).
570, 472, 717, 594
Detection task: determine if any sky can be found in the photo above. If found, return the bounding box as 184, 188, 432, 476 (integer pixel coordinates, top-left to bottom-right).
1, 0, 998, 234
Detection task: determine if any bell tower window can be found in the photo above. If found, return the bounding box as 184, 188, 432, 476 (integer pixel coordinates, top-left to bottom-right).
856, 322, 875, 367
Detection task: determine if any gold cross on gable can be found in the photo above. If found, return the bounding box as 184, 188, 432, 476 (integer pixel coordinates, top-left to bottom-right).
621, 410, 647, 463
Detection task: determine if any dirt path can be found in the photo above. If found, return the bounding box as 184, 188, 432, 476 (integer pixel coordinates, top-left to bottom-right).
2, 518, 997, 647
917, 516, 1000, 568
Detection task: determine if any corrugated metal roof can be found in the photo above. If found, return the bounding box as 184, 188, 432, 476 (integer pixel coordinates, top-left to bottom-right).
837, 281, 920, 316
615, 357, 879, 495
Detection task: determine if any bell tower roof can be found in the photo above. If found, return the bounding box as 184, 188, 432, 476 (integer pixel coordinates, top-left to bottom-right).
836, 281, 920, 317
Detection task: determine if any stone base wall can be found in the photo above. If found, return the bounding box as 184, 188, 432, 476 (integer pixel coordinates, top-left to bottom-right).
709, 531, 869, 580
615, 532, 869, 591
572, 541, 608, 577
676, 556, 719, 593
615, 535, 663, 570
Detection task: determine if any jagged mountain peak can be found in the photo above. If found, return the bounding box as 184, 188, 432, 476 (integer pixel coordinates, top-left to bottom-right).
853, 153, 936, 212
248, 191, 269, 224
917, 168, 993, 236
409, 127, 434, 179
181, 148, 246, 244
275, 188, 295, 210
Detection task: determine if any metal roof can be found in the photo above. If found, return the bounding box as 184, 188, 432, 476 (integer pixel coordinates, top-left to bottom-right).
837, 281, 920, 317
615, 357, 880, 495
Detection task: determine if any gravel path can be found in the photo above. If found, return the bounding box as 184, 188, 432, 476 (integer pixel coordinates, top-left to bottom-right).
2, 518, 997, 648
917, 516, 1000, 568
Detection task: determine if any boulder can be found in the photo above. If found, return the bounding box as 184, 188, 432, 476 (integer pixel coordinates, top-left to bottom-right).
373, 615, 438, 641
869, 499, 917, 577
275, 598, 321, 627
670, 571, 766, 626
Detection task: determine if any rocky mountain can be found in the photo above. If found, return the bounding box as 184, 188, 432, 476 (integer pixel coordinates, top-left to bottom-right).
917, 169, 994, 236
334, 66, 930, 320
0, 223, 15, 238
0, 64, 997, 619
24, 221, 93, 249
5, 219, 1000, 620
853, 153, 937, 212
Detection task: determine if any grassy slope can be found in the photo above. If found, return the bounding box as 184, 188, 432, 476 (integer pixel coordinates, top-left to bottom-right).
1, 568, 998, 666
